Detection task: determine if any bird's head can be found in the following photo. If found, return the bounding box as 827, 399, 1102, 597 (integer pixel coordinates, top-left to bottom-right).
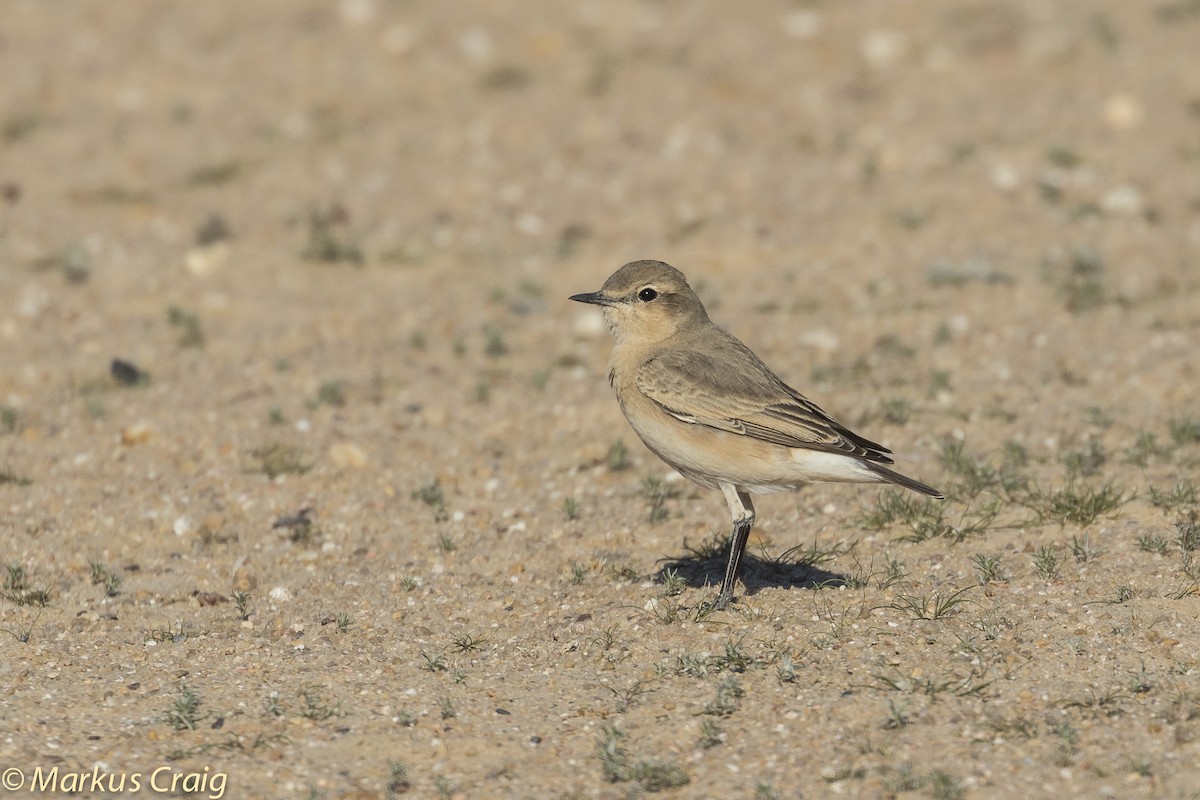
570, 260, 708, 346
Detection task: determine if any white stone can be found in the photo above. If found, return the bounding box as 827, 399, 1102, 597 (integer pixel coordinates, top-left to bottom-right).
1103, 94, 1143, 131
459, 28, 493, 63
339, 0, 375, 25
799, 329, 839, 352
1101, 186, 1143, 216
861, 30, 906, 68
782, 10, 821, 39
573, 311, 606, 339
515, 213, 544, 236
991, 163, 1019, 192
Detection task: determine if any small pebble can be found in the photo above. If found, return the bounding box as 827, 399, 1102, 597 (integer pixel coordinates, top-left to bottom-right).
799, 329, 839, 353
195, 214, 231, 245
782, 10, 821, 39
17, 283, 50, 318
120, 422, 154, 446
194, 591, 224, 607
573, 312, 605, 339
991, 163, 1019, 192
184, 241, 231, 278
515, 212, 544, 236
339, 0, 375, 26
1103, 93, 1143, 131
459, 28, 493, 63
232, 568, 257, 592
1101, 186, 1143, 216
861, 30, 906, 68
62, 245, 90, 283
200, 513, 225, 534
329, 441, 368, 468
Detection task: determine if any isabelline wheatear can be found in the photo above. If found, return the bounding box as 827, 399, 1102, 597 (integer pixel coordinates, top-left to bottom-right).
571, 260, 943, 607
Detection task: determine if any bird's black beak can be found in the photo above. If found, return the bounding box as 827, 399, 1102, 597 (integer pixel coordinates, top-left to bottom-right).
569, 291, 613, 307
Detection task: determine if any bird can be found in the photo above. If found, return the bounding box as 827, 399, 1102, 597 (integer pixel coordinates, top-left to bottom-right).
570, 259, 943, 607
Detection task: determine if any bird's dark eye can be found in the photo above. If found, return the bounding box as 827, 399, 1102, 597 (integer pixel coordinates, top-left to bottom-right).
637, 287, 658, 302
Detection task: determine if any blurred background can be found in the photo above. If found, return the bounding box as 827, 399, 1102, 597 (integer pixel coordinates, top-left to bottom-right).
4, 0, 1197, 459
4, 0, 1196, 290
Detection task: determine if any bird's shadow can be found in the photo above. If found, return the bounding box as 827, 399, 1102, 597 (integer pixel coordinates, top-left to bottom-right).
655, 533, 851, 597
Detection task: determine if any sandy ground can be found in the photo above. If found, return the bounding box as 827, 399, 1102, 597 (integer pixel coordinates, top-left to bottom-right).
2, 1, 1200, 798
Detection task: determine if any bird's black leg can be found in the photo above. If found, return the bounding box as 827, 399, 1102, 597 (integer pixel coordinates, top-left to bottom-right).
715, 486, 755, 608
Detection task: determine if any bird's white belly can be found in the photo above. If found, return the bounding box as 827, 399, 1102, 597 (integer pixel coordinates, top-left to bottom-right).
624, 404, 877, 493
786, 448, 878, 483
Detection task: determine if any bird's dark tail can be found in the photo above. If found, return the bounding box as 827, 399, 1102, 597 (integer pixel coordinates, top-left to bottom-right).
864, 462, 944, 499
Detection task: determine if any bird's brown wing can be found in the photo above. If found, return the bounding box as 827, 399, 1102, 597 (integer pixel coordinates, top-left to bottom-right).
634, 341, 895, 464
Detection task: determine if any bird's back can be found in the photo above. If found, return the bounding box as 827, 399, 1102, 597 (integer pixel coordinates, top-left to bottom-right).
632, 321, 896, 464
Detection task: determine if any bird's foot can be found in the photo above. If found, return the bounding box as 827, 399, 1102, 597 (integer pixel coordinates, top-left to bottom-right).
710, 588, 736, 611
